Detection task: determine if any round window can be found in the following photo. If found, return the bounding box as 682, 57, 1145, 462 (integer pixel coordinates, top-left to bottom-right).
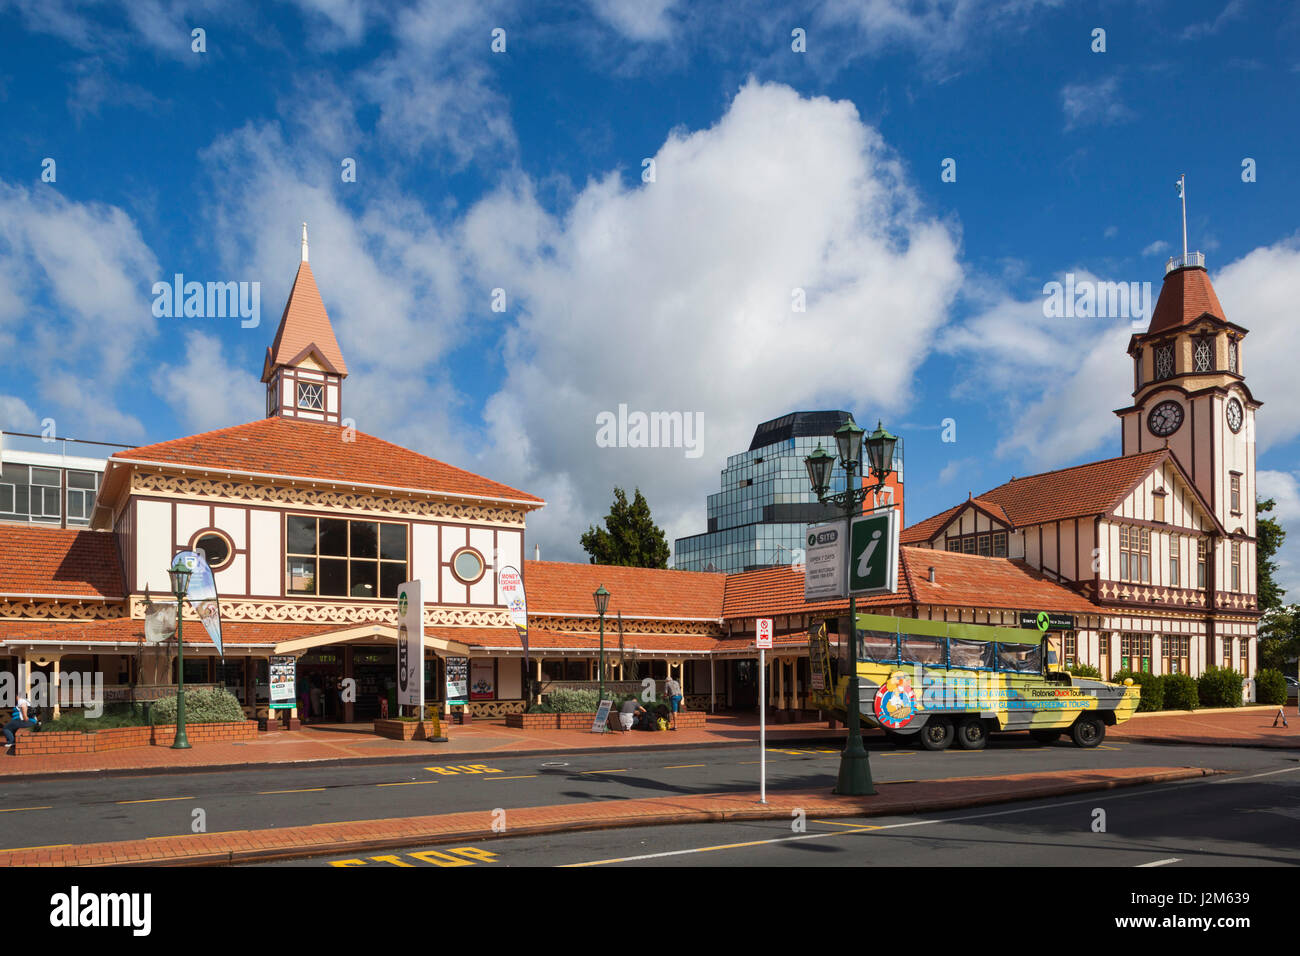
451, 548, 485, 584
194, 532, 233, 570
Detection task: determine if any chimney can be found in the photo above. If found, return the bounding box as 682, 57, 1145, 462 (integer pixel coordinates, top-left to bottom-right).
928, 566, 936, 584
533, 544, 540, 561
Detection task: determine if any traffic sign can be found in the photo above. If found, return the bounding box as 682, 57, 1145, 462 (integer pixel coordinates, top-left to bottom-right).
803, 521, 846, 601
756, 617, 773, 649
847, 508, 899, 596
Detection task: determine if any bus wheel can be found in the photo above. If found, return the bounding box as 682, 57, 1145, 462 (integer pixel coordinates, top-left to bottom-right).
919, 717, 953, 751
1070, 715, 1106, 748
955, 718, 988, 750
1030, 730, 1062, 745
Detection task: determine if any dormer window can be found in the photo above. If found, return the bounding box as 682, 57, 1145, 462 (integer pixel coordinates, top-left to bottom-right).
297, 382, 324, 411
1155, 345, 1173, 380
1194, 337, 1212, 373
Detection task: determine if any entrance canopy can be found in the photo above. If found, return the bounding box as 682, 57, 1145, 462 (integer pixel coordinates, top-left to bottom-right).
272, 623, 473, 658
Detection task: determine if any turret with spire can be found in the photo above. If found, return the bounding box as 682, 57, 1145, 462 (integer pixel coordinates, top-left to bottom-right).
262, 223, 348, 424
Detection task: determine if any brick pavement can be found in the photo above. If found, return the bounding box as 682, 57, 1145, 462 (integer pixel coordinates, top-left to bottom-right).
1112, 706, 1299, 748
0, 765, 1214, 866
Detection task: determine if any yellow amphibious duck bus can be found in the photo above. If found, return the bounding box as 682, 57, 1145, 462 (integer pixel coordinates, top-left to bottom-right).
808, 613, 1139, 750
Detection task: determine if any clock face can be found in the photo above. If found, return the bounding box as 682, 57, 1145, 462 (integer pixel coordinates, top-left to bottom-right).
1147, 400, 1184, 437
1226, 398, 1244, 434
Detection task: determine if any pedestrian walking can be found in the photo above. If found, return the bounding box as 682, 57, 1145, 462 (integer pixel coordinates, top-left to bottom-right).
664, 673, 683, 730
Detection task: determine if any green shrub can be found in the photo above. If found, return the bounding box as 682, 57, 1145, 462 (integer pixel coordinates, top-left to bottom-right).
1255, 668, 1286, 706
37, 702, 149, 733
150, 687, 246, 725
1162, 673, 1199, 711
1066, 663, 1101, 679
1114, 669, 1164, 711
543, 689, 603, 713
1197, 666, 1244, 708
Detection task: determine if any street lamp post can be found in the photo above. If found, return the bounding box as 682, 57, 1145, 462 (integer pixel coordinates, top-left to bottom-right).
167, 556, 194, 750
593, 585, 610, 702
804, 417, 897, 797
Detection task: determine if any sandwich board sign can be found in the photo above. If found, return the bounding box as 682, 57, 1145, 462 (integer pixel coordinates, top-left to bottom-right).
848, 508, 899, 596
592, 699, 614, 734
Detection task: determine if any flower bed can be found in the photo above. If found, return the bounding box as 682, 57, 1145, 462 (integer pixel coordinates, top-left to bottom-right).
15, 720, 258, 756
505, 710, 705, 731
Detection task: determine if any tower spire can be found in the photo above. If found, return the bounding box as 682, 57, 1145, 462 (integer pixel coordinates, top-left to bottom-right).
301, 222, 309, 263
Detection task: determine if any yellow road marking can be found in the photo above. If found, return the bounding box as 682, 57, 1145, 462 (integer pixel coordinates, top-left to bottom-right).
664, 764, 705, 769
369, 854, 415, 867
447, 847, 499, 863
880, 752, 915, 756
329, 858, 368, 867
408, 848, 473, 866
811, 820, 882, 830
578, 768, 627, 774
117, 796, 193, 804
377, 780, 437, 787
0, 806, 51, 813
0, 843, 71, 853
487, 774, 538, 780
258, 788, 326, 795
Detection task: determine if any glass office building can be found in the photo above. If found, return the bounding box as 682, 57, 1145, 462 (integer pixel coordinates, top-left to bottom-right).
674, 410, 904, 573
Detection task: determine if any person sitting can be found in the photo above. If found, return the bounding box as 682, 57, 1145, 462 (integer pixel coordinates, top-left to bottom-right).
4, 696, 41, 753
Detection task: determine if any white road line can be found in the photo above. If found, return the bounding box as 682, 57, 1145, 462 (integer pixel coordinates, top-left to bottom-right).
565, 774, 1221, 866
1208, 765, 1300, 784
1136, 858, 1182, 867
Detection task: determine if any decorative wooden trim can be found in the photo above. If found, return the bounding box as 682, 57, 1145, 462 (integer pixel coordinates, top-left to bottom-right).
530, 614, 725, 637
130, 472, 527, 526
122, 596, 513, 628
0, 600, 128, 622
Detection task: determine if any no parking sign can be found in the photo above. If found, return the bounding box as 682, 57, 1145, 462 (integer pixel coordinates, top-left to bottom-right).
756, 618, 773, 649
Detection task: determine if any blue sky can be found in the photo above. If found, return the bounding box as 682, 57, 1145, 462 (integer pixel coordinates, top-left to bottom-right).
1, 0, 1298, 591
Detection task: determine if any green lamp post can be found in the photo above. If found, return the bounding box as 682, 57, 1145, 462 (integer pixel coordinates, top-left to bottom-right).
804, 416, 898, 796
593, 584, 610, 702
167, 556, 193, 750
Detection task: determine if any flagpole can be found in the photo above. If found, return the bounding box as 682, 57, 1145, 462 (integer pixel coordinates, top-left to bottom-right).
1179, 174, 1188, 260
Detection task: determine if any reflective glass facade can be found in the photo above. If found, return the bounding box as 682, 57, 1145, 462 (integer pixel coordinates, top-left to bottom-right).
674, 412, 903, 573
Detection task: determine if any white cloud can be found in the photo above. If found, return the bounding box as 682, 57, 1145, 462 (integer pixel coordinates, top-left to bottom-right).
470, 80, 963, 559
1142, 240, 1170, 257
1257, 469, 1300, 601
588, 0, 679, 41
817, 0, 1062, 62
1061, 76, 1135, 131
1181, 0, 1245, 40
151, 332, 262, 433
1210, 236, 1300, 451
0, 180, 158, 437
0, 396, 38, 433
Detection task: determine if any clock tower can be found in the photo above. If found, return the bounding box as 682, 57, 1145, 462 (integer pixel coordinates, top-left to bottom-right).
1116, 250, 1261, 608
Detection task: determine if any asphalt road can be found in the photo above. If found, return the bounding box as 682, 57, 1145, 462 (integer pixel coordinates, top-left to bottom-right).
0, 735, 1293, 854
258, 762, 1300, 868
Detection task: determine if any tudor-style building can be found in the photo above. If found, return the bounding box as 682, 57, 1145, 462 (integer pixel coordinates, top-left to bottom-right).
902, 252, 1260, 679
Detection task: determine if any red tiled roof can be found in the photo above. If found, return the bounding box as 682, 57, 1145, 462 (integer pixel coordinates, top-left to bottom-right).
904, 449, 1169, 541
262, 262, 348, 379
1146, 265, 1227, 336
0, 526, 124, 598
522, 560, 726, 621
722, 547, 1099, 619
113, 417, 543, 504
461, 627, 724, 653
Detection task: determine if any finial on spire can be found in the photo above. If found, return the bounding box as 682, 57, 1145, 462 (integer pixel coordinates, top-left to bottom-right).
301, 222, 309, 263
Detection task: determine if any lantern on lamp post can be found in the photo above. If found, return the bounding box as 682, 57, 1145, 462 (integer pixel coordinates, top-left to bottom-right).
593, 584, 610, 702
166, 556, 194, 750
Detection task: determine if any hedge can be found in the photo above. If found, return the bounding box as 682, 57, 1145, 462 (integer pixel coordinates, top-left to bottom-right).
1255, 668, 1286, 706
1114, 669, 1164, 712
150, 687, 245, 725
1162, 673, 1199, 711
1197, 666, 1244, 708
1067, 663, 1102, 679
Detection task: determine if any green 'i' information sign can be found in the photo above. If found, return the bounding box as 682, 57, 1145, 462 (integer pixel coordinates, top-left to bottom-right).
847, 508, 899, 595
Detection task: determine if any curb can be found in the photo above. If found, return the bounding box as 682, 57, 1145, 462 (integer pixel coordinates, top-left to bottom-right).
92, 766, 1216, 867
1128, 704, 1287, 718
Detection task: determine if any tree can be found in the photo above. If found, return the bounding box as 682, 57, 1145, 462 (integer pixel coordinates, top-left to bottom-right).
1258, 604, 1300, 674
1256, 497, 1286, 613
581, 487, 670, 568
